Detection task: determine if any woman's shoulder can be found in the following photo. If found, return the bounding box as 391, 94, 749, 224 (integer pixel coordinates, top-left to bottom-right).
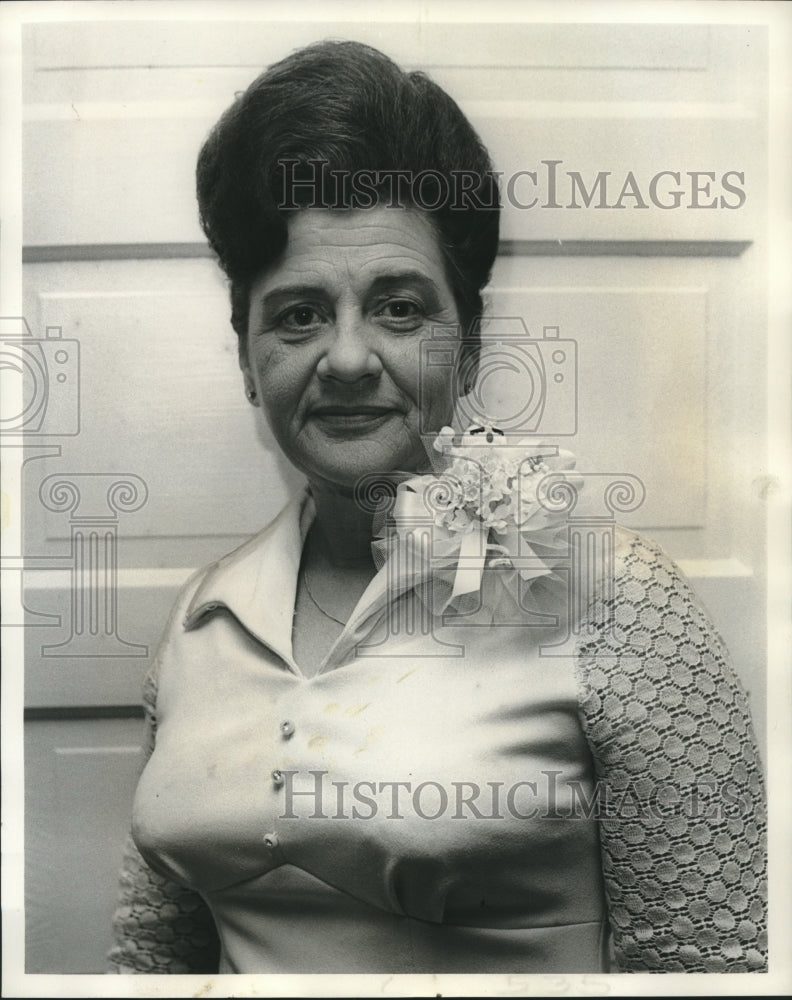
580, 523, 728, 657
596, 525, 717, 636
173, 488, 311, 616
574, 524, 747, 744
148, 489, 310, 663
610, 524, 687, 584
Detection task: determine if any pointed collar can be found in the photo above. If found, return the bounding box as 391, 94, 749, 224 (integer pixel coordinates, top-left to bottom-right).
181, 486, 435, 675
183, 487, 314, 668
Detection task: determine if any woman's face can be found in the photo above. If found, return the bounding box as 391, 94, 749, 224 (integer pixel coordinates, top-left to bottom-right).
242, 206, 463, 490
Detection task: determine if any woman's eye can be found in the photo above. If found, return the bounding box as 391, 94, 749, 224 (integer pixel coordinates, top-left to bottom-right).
279, 306, 325, 332
376, 298, 424, 328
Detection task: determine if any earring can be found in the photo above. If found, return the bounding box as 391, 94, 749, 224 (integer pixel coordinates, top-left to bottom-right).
246, 388, 257, 402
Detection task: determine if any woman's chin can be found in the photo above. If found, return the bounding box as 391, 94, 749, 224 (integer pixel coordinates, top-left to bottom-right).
301, 453, 424, 494
295, 431, 430, 490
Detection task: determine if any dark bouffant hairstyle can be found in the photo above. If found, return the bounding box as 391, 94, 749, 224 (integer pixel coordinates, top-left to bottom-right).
195, 40, 500, 369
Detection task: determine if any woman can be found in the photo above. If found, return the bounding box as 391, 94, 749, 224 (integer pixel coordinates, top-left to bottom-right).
109, 40, 767, 975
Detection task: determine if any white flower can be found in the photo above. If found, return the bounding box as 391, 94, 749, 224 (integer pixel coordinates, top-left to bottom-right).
433, 426, 456, 454
426, 425, 578, 539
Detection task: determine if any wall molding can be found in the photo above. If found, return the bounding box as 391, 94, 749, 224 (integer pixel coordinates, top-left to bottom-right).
23, 239, 752, 263
25, 705, 144, 721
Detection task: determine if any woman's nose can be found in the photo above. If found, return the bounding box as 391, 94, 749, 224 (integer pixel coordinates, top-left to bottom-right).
316, 316, 382, 383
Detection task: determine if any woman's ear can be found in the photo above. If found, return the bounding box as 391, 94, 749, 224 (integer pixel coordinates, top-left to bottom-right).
457, 339, 480, 397
238, 338, 259, 406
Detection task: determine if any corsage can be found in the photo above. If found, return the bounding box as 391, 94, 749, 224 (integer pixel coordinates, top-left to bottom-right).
370, 423, 582, 620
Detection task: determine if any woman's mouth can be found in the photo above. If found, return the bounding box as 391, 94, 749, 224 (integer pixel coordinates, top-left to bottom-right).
309, 406, 398, 433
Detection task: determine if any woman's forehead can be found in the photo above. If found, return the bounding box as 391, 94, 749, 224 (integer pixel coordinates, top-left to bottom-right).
275, 206, 447, 279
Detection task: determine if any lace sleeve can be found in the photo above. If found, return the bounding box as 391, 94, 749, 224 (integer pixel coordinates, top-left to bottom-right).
108, 666, 221, 974
575, 533, 767, 973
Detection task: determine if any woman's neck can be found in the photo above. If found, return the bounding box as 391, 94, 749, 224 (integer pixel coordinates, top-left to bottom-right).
307, 480, 377, 569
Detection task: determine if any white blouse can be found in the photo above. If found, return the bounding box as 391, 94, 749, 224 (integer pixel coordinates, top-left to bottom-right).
110, 489, 767, 974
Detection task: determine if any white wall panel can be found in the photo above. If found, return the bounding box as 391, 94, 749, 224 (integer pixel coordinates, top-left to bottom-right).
25, 21, 713, 74
23, 22, 762, 247
23, 114, 759, 247
21, 259, 303, 562
485, 283, 708, 528
25, 719, 145, 973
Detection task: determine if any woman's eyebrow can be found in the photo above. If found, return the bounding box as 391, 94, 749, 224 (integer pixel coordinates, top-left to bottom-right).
367, 272, 442, 298
259, 285, 329, 310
